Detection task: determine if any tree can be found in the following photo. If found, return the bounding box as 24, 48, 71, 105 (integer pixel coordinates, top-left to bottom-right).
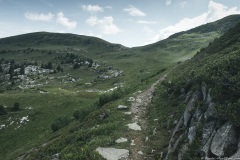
20, 64, 25, 75
0, 105, 7, 115
47, 62, 53, 69
0, 65, 3, 73
12, 102, 21, 111
73, 63, 80, 69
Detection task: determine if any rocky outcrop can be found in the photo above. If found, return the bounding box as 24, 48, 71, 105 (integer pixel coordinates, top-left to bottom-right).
164, 82, 240, 159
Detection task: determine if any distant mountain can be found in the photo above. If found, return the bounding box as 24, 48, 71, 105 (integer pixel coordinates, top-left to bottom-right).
0, 32, 127, 52
140, 14, 240, 52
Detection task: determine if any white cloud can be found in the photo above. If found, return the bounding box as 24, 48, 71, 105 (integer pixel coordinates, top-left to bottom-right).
145, 0, 240, 45
25, 12, 54, 22
56, 12, 77, 30
82, 5, 103, 12
86, 32, 102, 38
123, 5, 146, 17
143, 26, 155, 35
105, 6, 112, 9
137, 20, 157, 24
180, 1, 187, 8
86, 16, 120, 35
166, 0, 172, 6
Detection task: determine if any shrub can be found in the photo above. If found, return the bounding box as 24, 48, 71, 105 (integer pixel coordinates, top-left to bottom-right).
51, 115, 71, 132
73, 107, 93, 121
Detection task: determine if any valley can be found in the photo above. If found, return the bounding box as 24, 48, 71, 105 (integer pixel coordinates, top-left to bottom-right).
0, 14, 240, 160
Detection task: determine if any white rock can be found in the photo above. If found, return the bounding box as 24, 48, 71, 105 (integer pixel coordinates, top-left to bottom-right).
115, 137, 128, 143
127, 97, 135, 102
20, 116, 29, 124
123, 112, 132, 115
118, 105, 128, 110
127, 122, 141, 131
138, 151, 143, 155
131, 140, 135, 145
96, 147, 129, 160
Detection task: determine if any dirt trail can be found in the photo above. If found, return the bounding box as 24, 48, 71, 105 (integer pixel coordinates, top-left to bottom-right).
127, 74, 167, 160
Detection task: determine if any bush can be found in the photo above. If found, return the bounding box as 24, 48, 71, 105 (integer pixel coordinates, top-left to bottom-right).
73, 107, 93, 121
98, 88, 124, 107
0, 105, 7, 115
51, 115, 71, 132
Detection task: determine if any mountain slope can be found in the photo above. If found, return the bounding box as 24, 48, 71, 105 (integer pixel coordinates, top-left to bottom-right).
148, 20, 240, 159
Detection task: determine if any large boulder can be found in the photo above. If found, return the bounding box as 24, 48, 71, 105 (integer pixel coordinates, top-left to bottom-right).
96, 147, 129, 160
210, 121, 237, 157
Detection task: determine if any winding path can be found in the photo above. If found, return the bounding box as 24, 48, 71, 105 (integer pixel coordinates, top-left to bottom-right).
127, 74, 167, 160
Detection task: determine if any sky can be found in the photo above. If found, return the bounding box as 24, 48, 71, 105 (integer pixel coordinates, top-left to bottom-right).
0, 0, 240, 47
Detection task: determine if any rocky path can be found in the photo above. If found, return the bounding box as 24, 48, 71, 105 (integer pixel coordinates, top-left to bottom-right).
96, 74, 167, 160
127, 75, 167, 160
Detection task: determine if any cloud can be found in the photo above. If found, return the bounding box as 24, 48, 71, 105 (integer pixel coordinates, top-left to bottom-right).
145, 0, 240, 45
137, 20, 157, 24
86, 16, 120, 35
56, 12, 77, 30
123, 5, 146, 17
180, 1, 187, 8
105, 6, 112, 9
25, 12, 54, 22
82, 5, 103, 12
143, 26, 155, 35
166, 0, 172, 6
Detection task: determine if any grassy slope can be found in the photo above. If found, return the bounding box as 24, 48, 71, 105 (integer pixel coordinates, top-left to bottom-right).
0, 15, 240, 159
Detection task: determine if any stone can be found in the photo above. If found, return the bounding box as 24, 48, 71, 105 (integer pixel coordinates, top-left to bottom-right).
202, 121, 215, 145
183, 91, 200, 127
188, 126, 197, 144
204, 103, 216, 121
201, 130, 216, 158
127, 97, 135, 102
117, 105, 128, 110
96, 147, 129, 160
115, 137, 128, 143
52, 153, 60, 160
201, 82, 207, 101
127, 122, 141, 131
131, 140, 135, 145
138, 151, 143, 155
210, 121, 237, 157
123, 112, 131, 115
184, 90, 194, 103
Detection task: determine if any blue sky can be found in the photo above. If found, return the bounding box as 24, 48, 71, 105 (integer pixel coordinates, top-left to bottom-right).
0, 0, 240, 47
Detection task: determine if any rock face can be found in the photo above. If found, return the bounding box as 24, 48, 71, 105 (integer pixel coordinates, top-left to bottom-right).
210, 121, 237, 157
164, 82, 240, 159
183, 91, 200, 127
96, 147, 129, 160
